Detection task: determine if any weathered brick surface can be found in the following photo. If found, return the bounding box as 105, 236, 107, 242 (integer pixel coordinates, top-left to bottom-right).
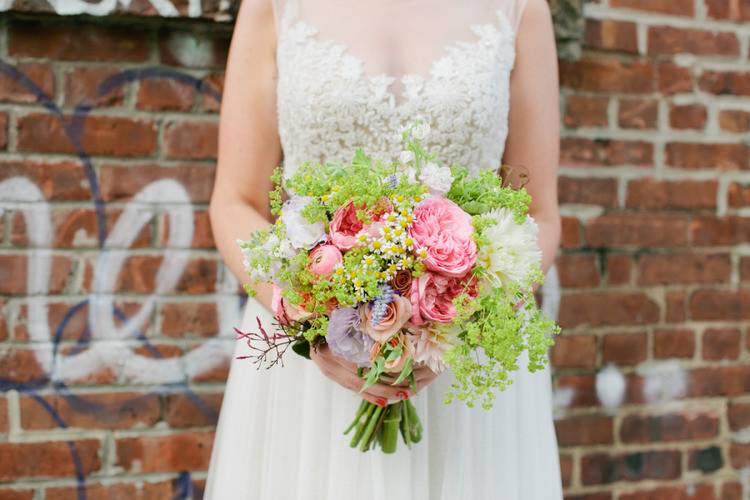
0, 1, 747, 498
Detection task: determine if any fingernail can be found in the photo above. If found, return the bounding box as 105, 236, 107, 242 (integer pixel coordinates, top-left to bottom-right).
396, 390, 410, 400
376, 398, 387, 408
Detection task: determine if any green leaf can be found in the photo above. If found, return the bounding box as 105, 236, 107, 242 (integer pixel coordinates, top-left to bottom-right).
391, 357, 413, 386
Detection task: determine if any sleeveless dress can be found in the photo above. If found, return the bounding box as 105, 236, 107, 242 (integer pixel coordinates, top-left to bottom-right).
205, 1, 563, 498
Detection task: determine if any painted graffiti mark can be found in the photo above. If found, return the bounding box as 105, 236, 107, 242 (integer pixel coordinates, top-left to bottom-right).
0, 60, 237, 499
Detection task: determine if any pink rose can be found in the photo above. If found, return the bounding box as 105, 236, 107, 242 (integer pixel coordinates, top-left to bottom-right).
271, 284, 314, 326
308, 244, 342, 276
329, 198, 393, 251
408, 197, 477, 277
409, 271, 477, 325
359, 295, 412, 342
329, 202, 365, 251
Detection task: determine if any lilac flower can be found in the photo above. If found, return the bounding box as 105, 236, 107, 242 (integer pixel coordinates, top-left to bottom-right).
370, 284, 395, 325
327, 307, 374, 366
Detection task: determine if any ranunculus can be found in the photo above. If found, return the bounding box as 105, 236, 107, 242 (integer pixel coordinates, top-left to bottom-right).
390, 269, 413, 296
408, 197, 477, 277
359, 295, 412, 342
384, 334, 416, 374
410, 271, 476, 325
271, 284, 314, 326
308, 244, 342, 276
279, 196, 327, 249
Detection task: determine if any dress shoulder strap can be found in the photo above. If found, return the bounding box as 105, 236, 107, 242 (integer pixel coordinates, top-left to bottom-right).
498, 0, 529, 35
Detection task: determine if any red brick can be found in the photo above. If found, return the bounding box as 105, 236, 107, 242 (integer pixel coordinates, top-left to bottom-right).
605, 254, 631, 285
626, 178, 717, 210
0, 254, 71, 295
666, 142, 748, 170
560, 454, 573, 487
648, 26, 739, 55
114, 255, 218, 294
115, 431, 214, 473
551, 335, 598, 369
702, 328, 741, 360
0, 489, 34, 500
0, 113, 6, 150
163, 120, 218, 160
160, 302, 219, 337
564, 95, 609, 128
166, 393, 223, 427
201, 73, 224, 111
602, 332, 647, 365
742, 257, 750, 282
705, 0, 750, 21
557, 254, 600, 288
158, 31, 230, 69
561, 217, 581, 248
721, 482, 744, 500
565, 494, 612, 500
136, 79, 195, 111
0, 63, 54, 103
584, 19, 638, 53
63, 66, 125, 107
190, 355, 230, 383
0, 397, 7, 434
689, 365, 750, 397
586, 213, 689, 247
689, 289, 750, 321
20, 392, 160, 430
665, 291, 687, 322
657, 63, 693, 95
17, 113, 157, 157
619, 484, 715, 500
669, 103, 707, 130
618, 98, 658, 129
636, 253, 731, 285
559, 292, 659, 328
620, 412, 719, 443
9, 21, 148, 61
561, 138, 653, 168
98, 164, 215, 203
45, 207, 150, 249
699, 70, 750, 96
0, 440, 100, 480
559, 177, 618, 208
731, 442, 750, 468
560, 58, 654, 94
728, 181, 750, 206
611, 0, 694, 16
556, 375, 599, 407
729, 402, 750, 431
653, 329, 695, 359
719, 109, 750, 132
555, 415, 613, 446
43, 483, 139, 500
580, 450, 681, 485
0, 161, 90, 201
691, 216, 750, 245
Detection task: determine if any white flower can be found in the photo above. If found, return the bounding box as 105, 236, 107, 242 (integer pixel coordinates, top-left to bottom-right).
412, 123, 431, 141
478, 208, 541, 286
279, 196, 327, 249
399, 150, 415, 165
413, 325, 458, 373
418, 162, 453, 195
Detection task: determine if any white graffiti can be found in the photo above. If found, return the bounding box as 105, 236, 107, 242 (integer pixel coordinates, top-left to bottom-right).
0, 0, 203, 18
0, 176, 241, 385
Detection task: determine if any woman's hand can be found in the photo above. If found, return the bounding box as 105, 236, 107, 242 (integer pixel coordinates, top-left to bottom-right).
310, 343, 439, 406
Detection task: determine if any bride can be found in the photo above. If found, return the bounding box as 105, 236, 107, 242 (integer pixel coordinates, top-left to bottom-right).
205, 0, 562, 498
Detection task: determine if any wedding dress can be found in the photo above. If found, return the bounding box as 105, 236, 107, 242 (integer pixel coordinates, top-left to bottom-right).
205, 0, 563, 498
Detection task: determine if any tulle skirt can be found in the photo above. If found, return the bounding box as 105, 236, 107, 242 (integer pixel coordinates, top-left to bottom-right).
205, 297, 563, 500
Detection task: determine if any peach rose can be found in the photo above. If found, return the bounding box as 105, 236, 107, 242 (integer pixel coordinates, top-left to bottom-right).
271, 284, 314, 326
359, 294, 412, 342
408, 197, 477, 277
384, 334, 416, 374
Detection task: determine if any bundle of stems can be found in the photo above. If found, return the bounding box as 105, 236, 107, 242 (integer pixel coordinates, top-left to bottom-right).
344, 399, 422, 453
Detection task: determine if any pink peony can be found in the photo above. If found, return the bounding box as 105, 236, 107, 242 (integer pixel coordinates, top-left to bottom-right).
271, 284, 314, 326
408, 197, 477, 277
308, 244, 342, 276
409, 271, 477, 325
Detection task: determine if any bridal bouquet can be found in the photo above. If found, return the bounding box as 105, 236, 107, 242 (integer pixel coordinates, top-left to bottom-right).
237, 124, 559, 453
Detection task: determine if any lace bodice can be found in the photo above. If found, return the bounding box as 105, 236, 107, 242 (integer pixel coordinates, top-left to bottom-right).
273, 0, 527, 178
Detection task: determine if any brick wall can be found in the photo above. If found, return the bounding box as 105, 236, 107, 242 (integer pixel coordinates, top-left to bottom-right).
0, 1, 747, 499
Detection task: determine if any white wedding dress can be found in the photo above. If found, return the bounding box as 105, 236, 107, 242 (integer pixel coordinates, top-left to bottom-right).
205, 0, 563, 498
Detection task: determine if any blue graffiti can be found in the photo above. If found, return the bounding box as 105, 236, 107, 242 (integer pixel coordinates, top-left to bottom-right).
0, 60, 226, 500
